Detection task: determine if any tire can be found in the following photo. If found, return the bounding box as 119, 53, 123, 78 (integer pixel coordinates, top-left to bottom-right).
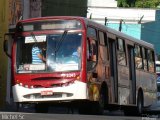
124, 93, 144, 116
137, 93, 143, 115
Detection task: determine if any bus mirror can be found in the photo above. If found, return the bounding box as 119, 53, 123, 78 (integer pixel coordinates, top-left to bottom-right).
3, 39, 11, 58
3, 33, 14, 58
3, 40, 8, 52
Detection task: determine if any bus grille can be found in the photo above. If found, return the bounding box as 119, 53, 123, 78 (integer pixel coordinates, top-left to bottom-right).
23, 92, 73, 99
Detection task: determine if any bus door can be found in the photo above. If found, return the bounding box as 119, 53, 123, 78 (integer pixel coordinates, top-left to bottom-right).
127, 45, 136, 104
108, 38, 118, 103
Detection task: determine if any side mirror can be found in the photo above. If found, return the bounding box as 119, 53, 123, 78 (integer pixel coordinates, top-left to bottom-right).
3, 39, 8, 52
3, 39, 11, 58
3, 33, 14, 58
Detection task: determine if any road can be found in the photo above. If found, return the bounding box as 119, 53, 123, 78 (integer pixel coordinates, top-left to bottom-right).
0, 112, 144, 120
0, 106, 159, 120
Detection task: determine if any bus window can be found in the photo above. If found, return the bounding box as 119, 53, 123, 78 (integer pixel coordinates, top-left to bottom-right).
99, 31, 108, 61
135, 45, 143, 69
99, 31, 105, 45
16, 32, 82, 73
16, 36, 33, 64
87, 27, 97, 40
142, 47, 148, 71
148, 50, 155, 73
87, 38, 97, 70
117, 38, 126, 66
156, 62, 160, 73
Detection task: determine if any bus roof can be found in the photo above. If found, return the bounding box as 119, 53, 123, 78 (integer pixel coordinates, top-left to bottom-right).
18, 16, 154, 49
18, 16, 85, 23
84, 18, 154, 49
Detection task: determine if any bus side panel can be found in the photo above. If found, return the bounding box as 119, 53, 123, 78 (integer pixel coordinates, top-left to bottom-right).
118, 65, 130, 105
139, 71, 157, 106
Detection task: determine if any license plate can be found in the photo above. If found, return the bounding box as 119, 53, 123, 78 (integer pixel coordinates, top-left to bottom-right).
41, 90, 53, 96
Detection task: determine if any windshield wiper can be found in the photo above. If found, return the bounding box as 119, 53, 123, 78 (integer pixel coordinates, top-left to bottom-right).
30, 32, 38, 47
53, 30, 68, 52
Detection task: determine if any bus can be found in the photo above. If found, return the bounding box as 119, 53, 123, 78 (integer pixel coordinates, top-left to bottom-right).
4, 16, 157, 115
156, 61, 160, 101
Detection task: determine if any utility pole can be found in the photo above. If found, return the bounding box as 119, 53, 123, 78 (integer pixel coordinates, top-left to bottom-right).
89, 13, 92, 19
119, 19, 123, 31
104, 17, 107, 26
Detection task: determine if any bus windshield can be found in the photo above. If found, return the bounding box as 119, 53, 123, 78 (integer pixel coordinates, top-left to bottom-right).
16, 31, 82, 73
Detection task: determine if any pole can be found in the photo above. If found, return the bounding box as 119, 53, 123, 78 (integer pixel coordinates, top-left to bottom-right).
105, 17, 107, 26
119, 19, 123, 31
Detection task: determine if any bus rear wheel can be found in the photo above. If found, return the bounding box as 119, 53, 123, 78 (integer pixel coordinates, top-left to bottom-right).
137, 93, 143, 115
124, 92, 144, 116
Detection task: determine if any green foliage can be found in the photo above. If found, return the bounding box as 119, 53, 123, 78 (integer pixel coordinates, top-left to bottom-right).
135, 0, 160, 8
117, 0, 160, 8
118, 0, 129, 7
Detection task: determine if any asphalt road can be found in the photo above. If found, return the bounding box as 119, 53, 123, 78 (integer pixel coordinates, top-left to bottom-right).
0, 112, 144, 120
0, 106, 159, 120
0, 103, 160, 120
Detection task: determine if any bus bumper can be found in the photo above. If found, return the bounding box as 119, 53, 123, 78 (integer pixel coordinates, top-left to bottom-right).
12, 81, 87, 102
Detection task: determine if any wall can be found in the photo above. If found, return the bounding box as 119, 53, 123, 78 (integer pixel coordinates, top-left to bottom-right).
87, 6, 160, 55
107, 23, 141, 39
88, 0, 117, 7
30, 0, 41, 18
42, 0, 87, 17
9, 0, 22, 26
87, 8, 156, 24
0, 0, 9, 108
142, 21, 160, 55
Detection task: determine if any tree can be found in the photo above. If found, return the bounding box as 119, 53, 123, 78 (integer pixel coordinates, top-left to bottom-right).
118, 0, 129, 7
135, 0, 160, 8
117, 0, 160, 8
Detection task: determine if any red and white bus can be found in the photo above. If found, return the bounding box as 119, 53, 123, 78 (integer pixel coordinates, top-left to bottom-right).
4, 16, 157, 114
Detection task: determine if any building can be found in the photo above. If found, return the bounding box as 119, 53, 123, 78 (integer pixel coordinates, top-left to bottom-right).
22, 0, 87, 19
88, 0, 117, 7
0, 0, 9, 108
41, 0, 87, 17
87, 1, 160, 55
142, 15, 160, 55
